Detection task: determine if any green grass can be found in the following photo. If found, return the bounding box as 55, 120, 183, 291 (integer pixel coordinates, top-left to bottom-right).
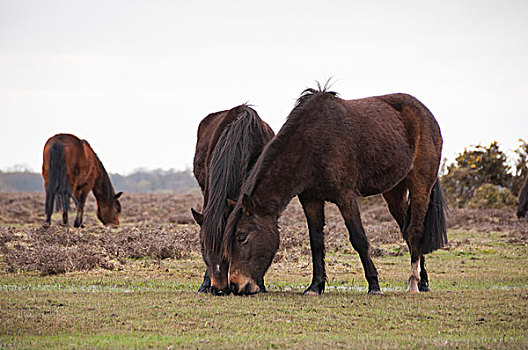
1, 228, 528, 349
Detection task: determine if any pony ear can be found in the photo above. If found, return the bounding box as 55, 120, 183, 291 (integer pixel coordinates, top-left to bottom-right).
191, 208, 203, 226
241, 194, 255, 216
226, 198, 237, 208
224, 198, 237, 219
115, 192, 123, 199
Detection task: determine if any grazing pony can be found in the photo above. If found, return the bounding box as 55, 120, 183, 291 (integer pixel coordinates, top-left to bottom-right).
517, 176, 528, 219
42, 133, 122, 227
191, 105, 274, 294
220, 86, 447, 295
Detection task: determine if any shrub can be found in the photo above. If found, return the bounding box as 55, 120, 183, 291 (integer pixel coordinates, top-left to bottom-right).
467, 183, 517, 209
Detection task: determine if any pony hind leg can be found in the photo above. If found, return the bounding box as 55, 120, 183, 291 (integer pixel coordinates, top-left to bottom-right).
383, 181, 429, 291
337, 195, 381, 295
419, 256, 429, 292
405, 180, 434, 292
382, 181, 408, 231
44, 188, 54, 226
61, 198, 69, 225
404, 205, 429, 292
299, 193, 326, 295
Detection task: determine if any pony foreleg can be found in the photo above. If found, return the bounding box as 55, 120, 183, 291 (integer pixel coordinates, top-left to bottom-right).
62, 208, 68, 225
299, 195, 326, 295
337, 196, 382, 295
73, 192, 87, 228
198, 269, 211, 293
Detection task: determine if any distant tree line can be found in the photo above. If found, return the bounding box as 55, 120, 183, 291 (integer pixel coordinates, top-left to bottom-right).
0, 171, 44, 192
111, 169, 198, 193
0, 169, 198, 194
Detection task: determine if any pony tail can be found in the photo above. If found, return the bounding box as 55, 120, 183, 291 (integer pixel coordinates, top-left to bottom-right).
45, 143, 73, 216
421, 178, 448, 254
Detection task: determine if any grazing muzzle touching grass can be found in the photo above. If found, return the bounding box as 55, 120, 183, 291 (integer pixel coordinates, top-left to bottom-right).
208, 259, 231, 296
225, 197, 279, 296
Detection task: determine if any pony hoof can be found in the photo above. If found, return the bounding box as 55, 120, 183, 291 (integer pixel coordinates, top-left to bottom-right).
198, 286, 210, 294
303, 285, 324, 296
419, 285, 430, 292
407, 277, 420, 293
303, 290, 320, 296
368, 289, 383, 296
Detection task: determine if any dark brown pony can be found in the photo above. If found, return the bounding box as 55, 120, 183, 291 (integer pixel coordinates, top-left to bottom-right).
42, 133, 122, 227
221, 86, 447, 295
191, 105, 274, 294
517, 176, 528, 219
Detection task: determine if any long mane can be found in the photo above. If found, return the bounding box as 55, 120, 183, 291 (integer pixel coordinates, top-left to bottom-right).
84, 140, 117, 202
222, 84, 339, 258
202, 105, 272, 256
96, 156, 117, 202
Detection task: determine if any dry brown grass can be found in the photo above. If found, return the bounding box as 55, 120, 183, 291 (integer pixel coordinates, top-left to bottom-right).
1, 192, 527, 276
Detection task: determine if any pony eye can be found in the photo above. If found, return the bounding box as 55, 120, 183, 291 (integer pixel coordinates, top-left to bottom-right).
237, 232, 249, 245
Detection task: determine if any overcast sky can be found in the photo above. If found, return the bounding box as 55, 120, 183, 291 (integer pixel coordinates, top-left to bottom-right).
1, 0, 527, 174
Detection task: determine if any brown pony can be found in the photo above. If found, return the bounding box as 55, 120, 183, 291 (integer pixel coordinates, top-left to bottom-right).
191, 105, 274, 294
517, 176, 528, 219
42, 133, 122, 227
220, 86, 447, 295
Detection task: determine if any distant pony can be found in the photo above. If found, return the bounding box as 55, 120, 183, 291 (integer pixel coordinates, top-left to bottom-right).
192, 105, 274, 294
42, 133, 122, 227
517, 176, 528, 219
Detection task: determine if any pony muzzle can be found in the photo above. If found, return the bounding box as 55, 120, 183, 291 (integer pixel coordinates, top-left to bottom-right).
210, 276, 230, 296
104, 219, 120, 227
228, 275, 260, 295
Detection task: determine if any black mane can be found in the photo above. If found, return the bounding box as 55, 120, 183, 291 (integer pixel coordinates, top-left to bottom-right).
203, 105, 271, 256
84, 138, 116, 203
296, 80, 338, 107
95, 156, 117, 205
97, 157, 116, 202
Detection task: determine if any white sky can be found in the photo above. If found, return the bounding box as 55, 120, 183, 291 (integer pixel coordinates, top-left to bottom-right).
1, 0, 527, 174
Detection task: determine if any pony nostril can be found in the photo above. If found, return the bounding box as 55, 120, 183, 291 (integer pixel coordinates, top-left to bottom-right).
229, 282, 239, 294
211, 286, 226, 296
242, 283, 251, 295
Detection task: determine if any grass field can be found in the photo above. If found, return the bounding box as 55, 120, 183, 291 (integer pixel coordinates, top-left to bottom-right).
1, 193, 527, 349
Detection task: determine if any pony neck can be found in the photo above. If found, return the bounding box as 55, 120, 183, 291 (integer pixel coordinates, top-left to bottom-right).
251, 151, 308, 218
